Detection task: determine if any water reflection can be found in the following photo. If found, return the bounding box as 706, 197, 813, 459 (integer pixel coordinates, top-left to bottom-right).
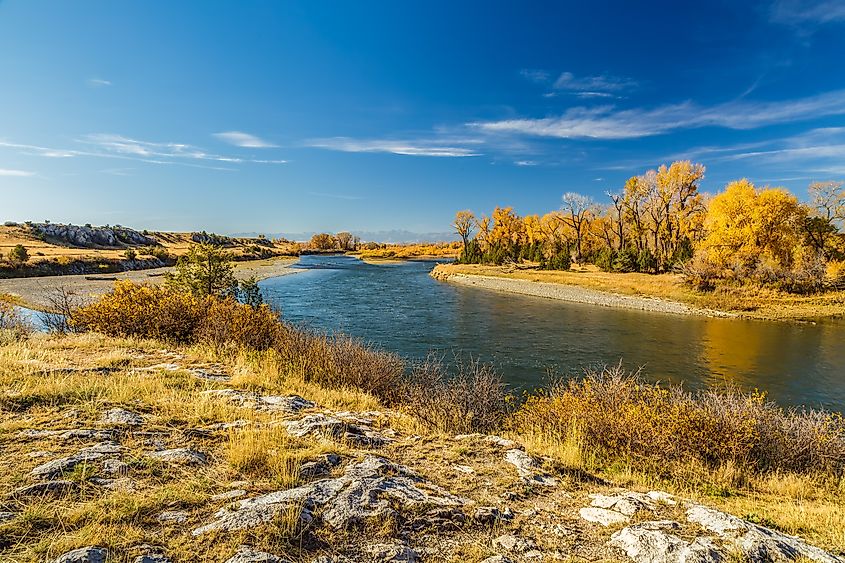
260, 255, 845, 411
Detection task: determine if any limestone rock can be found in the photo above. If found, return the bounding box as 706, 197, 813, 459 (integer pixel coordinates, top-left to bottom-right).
157, 510, 189, 524
212, 489, 248, 502
579, 507, 630, 526
609, 521, 724, 563
148, 448, 207, 465
283, 413, 393, 447
300, 453, 342, 478
89, 477, 135, 491
102, 458, 130, 475
686, 504, 843, 562
365, 542, 419, 562
133, 556, 173, 563
9, 480, 77, 498
480, 557, 516, 563
193, 455, 468, 536
202, 389, 315, 413
53, 546, 108, 563
503, 449, 557, 487
224, 547, 280, 563
492, 534, 537, 553
590, 492, 657, 516
101, 408, 145, 426
473, 506, 513, 525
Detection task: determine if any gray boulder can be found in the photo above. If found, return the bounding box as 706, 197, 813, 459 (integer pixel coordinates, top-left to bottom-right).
193, 455, 469, 535
223, 546, 280, 562
147, 448, 207, 465
53, 547, 108, 563
283, 413, 393, 447
101, 408, 145, 426
503, 449, 557, 487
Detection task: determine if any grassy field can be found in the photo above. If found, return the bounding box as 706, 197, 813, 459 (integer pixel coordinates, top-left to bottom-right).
0, 332, 842, 561
352, 242, 460, 262
434, 263, 845, 322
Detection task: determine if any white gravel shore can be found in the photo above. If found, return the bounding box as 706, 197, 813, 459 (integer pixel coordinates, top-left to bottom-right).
0, 257, 302, 310
439, 272, 735, 318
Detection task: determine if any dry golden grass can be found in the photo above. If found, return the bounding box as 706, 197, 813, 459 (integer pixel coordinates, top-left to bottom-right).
2, 332, 844, 559
354, 242, 460, 261
435, 263, 845, 321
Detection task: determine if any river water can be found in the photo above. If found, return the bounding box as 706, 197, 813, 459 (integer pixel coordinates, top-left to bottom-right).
260, 255, 845, 410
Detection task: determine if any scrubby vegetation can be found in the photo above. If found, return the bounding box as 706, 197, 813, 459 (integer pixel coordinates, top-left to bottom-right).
454, 163, 845, 293
512, 366, 845, 479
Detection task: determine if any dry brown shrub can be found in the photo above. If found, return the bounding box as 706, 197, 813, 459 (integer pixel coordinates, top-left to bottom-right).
512, 365, 845, 477
401, 354, 513, 434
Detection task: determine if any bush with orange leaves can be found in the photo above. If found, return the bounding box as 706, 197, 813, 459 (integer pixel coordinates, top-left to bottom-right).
512, 365, 845, 476
70, 280, 281, 349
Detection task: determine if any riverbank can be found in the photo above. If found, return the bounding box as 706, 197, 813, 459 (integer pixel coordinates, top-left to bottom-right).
0, 256, 302, 310
431, 263, 845, 322
1, 332, 843, 562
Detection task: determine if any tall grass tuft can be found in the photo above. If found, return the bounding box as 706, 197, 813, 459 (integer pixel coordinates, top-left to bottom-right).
512, 365, 845, 477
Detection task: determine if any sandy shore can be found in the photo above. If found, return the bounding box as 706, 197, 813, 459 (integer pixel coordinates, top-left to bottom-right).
436, 271, 735, 318
0, 257, 302, 310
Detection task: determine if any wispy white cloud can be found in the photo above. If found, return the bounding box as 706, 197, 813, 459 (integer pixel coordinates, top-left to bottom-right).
770, 0, 845, 24
472, 89, 845, 140
306, 137, 482, 157
213, 131, 277, 148
553, 71, 637, 93
520, 69, 550, 83
0, 134, 287, 171
514, 160, 538, 166
0, 168, 34, 177
87, 78, 112, 87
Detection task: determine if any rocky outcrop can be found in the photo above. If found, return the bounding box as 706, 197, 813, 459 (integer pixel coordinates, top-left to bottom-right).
193, 455, 470, 536
575, 491, 845, 563
202, 389, 315, 413
100, 408, 145, 427
32, 223, 157, 248
283, 413, 394, 447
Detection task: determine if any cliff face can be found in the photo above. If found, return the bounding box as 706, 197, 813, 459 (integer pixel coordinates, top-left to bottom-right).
32, 223, 158, 248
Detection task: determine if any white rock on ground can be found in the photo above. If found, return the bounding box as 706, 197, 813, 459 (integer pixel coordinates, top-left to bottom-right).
503, 449, 558, 487
147, 448, 207, 465
193, 455, 469, 536
283, 413, 394, 447
53, 546, 108, 563
579, 507, 631, 526
133, 555, 173, 563
492, 534, 537, 553
202, 389, 315, 413
157, 510, 189, 524
100, 408, 145, 426
589, 492, 657, 516
223, 546, 280, 563
685, 504, 844, 562
609, 521, 724, 563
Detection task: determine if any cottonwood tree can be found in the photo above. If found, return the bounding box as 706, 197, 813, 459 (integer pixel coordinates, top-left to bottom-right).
335, 231, 353, 251
452, 210, 476, 255
309, 233, 336, 250
561, 192, 594, 262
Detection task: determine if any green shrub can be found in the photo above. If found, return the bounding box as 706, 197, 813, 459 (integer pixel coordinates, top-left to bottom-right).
8, 244, 29, 265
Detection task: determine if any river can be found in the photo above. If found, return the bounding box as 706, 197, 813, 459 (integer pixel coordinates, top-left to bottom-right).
261, 255, 845, 410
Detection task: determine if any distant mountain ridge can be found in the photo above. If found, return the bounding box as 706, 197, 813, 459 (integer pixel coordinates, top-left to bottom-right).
230, 230, 458, 244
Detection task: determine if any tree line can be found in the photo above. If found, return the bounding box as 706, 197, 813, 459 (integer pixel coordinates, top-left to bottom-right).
453, 161, 845, 293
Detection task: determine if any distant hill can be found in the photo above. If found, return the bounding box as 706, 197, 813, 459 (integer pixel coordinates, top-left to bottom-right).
231, 230, 458, 244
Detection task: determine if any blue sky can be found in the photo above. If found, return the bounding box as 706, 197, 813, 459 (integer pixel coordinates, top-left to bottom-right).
2, 0, 845, 236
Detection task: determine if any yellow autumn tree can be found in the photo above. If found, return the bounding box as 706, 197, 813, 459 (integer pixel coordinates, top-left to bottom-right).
698, 179, 807, 272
